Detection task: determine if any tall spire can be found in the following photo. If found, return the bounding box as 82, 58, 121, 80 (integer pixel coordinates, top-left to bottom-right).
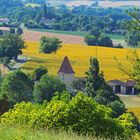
58, 56, 75, 74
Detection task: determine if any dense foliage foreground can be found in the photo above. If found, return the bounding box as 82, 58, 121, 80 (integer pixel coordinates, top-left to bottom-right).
0, 92, 137, 140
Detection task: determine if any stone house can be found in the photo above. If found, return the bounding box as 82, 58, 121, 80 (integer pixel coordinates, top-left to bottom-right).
58, 56, 75, 92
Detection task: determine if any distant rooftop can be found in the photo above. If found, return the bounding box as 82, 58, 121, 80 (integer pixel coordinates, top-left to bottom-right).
125, 80, 136, 87
0, 27, 10, 31
107, 79, 125, 86
58, 56, 75, 74
107, 79, 136, 87
0, 18, 9, 23
0, 18, 9, 20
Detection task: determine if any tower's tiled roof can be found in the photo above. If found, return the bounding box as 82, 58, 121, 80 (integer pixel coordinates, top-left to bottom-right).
58, 56, 75, 74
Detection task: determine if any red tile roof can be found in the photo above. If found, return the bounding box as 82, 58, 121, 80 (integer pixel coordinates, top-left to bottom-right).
58, 56, 75, 74
125, 80, 136, 87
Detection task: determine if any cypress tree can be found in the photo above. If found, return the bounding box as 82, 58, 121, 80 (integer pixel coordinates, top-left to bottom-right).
85, 57, 106, 97
85, 57, 126, 117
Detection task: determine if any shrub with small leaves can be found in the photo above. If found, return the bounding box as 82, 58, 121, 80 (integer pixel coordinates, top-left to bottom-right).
0, 92, 136, 139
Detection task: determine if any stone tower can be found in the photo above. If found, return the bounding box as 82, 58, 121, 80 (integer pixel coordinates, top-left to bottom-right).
58, 56, 75, 92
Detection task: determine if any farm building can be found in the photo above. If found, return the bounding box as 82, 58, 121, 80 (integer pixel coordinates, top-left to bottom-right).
58, 56, 75, 92
0, 18, 9, 24
107, 79, 125, 93
0, 27, 10, 34
107, 79, 138, 95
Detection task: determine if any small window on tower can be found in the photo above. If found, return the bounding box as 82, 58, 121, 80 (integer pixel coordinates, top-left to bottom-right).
62, 74, 64, 80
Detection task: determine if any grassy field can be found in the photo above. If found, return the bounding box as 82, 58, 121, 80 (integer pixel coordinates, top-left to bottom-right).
25, 3, 40, 7
106, 33, 124, 40
0, 126, 95, 140
23, 30, 85, 45
1, 125, 139, 140
118, 95, 140, 122
29, 29, 124, 39
30, 29, 123, 38
119, 95, 140, 108
27, 29, 128, 47
22, 42, 140, 81
128, 107, 140, 122
29, 29, 88, 37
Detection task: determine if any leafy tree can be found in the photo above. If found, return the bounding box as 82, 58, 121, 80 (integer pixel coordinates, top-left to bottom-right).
108, 99, 126, 117
116, 50, 140, 90
33, 74, 65, 103
124, 8, 140, 48
85, 32, 113, 47
98, 36, 113, 47
84, 35, 97, 46
72, 78, 85, 91
125, 30, 139, 47
0, 94, 9, 115
114, 43, 123, 48
128, 112, 140, 131
0, 0, 131, 34
0, 70, 2, 85
89, 26, 101, 38
0, 70, 33, 103
0, 93, 136, 139
85, 57, 106, 97
16, 27, 23, 35
32, 66, 48, 81
117, 113, 137, 139
86, 57, 125, 117
0, 30, 3, 36
125, 8, 140, 32
94, 88, 126, 118
39, 36, 62, 54
0, 34, 26, 63
10, 28, 15, 34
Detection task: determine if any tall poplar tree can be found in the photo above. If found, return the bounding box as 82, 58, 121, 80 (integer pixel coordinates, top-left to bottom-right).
85, 57, 106, 97
85, 57, 125, 117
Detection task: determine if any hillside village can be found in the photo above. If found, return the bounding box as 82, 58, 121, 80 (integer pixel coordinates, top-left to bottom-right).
0, 0, 140, 140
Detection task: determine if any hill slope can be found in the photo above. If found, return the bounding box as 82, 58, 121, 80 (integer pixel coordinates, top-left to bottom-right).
22, 42, 139, 80
22, 30, 86, 45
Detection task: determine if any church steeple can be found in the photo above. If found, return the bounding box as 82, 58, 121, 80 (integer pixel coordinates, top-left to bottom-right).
58, 56, 75, 92
58, 56, 75, 74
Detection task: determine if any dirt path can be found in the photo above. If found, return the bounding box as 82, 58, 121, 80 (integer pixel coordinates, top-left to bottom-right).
22, 30, 86, 45
12, 56, 29, 69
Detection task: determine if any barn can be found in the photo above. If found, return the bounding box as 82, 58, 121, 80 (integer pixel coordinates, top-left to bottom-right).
107, 79, 138, 95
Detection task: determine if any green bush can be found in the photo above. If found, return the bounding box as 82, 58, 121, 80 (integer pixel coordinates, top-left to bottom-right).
33, 74, 65, 103
0, 92, 136, 139
39, 36, 62, 54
